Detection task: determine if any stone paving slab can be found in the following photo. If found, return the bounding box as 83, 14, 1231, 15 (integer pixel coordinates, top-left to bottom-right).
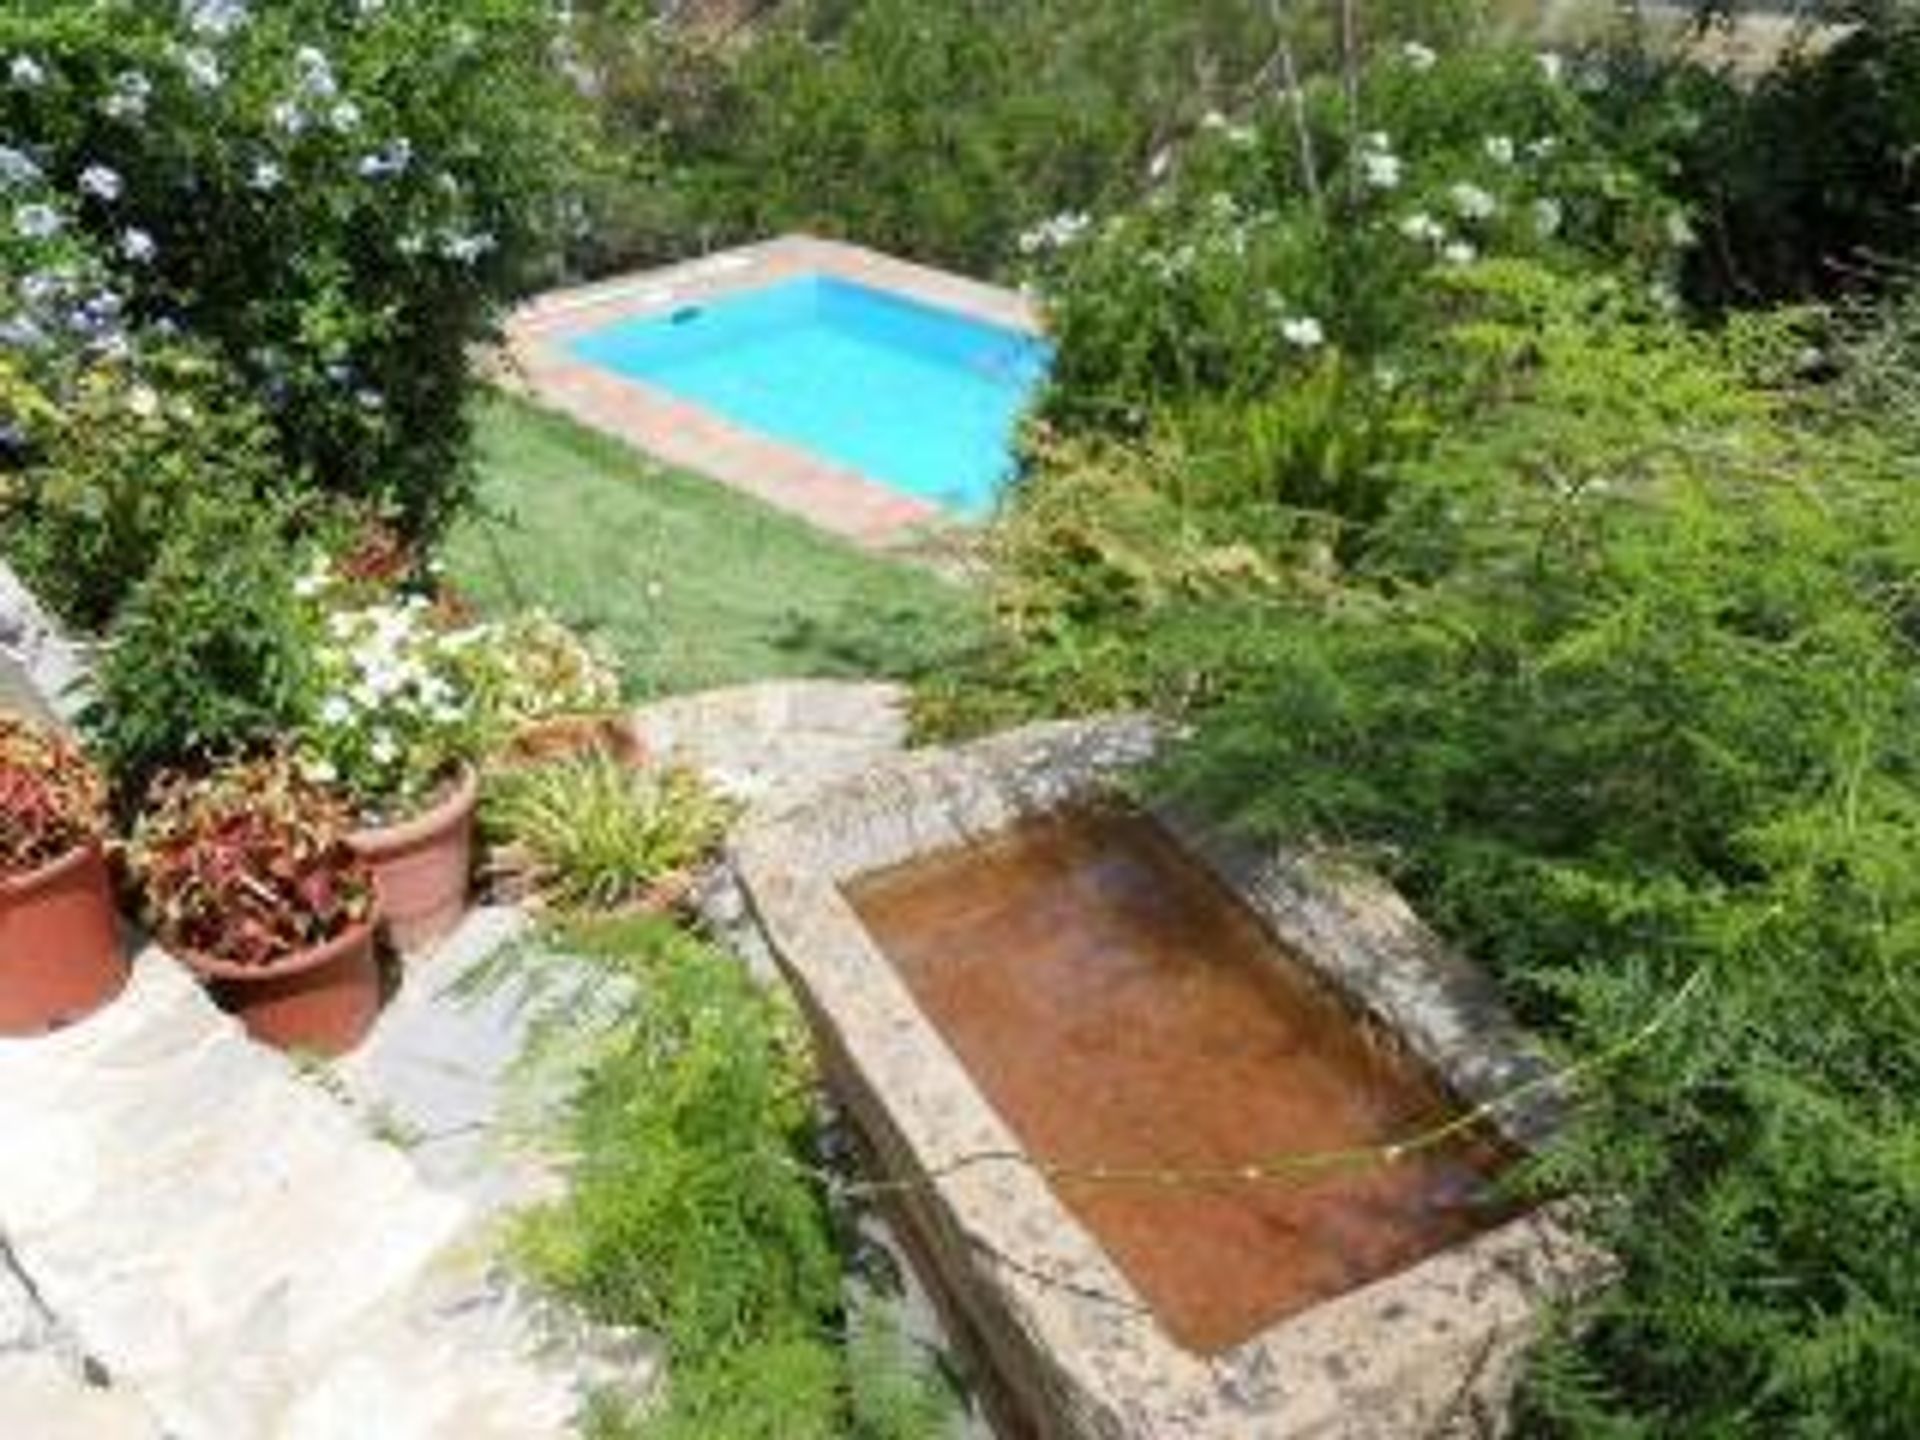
0, 1353, 160, 1439
0, 954, 581, 1438
633, 677, 909, 816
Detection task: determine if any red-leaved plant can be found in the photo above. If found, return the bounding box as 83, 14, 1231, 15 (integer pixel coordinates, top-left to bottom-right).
130, 757, 376, 968
0, 714, 108, 879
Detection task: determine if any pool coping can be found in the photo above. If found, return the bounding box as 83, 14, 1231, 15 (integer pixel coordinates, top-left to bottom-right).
502, 235, 1043, 553
731, 716, 1610, 1438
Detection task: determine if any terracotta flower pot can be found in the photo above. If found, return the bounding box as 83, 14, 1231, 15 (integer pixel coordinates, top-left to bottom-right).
349, 767, 478, 957
0, 841, 127, 1036
496, 713, 646, 772
180, 921, 380, 1058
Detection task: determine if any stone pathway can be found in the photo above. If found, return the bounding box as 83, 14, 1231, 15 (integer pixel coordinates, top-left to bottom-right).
0, 679, 917, 1437
0, 956, 581, 1439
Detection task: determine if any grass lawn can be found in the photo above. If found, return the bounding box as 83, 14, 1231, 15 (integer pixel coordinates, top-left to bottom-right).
445, 393, 982, 698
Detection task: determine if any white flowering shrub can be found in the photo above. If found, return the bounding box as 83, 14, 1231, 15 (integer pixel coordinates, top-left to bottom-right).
1, 0, 581, 539
1029, 45, 1682, 434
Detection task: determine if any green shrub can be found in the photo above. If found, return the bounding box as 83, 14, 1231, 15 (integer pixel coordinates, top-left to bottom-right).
1124, 268, 1920, 1434
0, 342, 280, 633
83, 492, 318, 801
1, 0, 582, 538
570, 0, 1484, 277
1584, 4, 1920, 306
1031, 43, 1682, 434
512, 914, 949, 1436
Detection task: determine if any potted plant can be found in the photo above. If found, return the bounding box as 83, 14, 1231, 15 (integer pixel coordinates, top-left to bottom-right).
131, 757, 380, 1056
463, 611, 640, 772
480, 753, 731, 914
299, 595, 488, 955
0, 714, 126, 1035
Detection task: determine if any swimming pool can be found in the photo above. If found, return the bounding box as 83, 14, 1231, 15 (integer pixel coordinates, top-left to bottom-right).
565, 274, 1052, 515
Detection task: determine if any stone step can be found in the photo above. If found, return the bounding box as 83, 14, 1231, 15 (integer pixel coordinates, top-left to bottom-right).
0, 952, 580, 1438
0, 1353, 161, 1440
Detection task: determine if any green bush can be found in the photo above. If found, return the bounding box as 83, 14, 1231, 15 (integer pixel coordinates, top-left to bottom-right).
1, 0, 582, 538
0, 342, 280, 633
83, 492, 318, 802
569, 0, 1483, 277
1584, 4, 1920, 307
513, 914, 950, 1437
1030, 43, 1682, 435
980, 264, 1920, 1434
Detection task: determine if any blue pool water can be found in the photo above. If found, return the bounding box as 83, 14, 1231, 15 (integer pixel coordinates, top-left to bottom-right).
567, 274, 1052, 514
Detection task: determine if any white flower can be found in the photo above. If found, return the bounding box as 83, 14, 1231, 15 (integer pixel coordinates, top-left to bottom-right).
249, 159, 283, 192
0, 147, 41, 189
1201, 109, 1228, 131
8, 55, 46, 89
120, 229, 156, 264
185, 0, 250, 39
319, 694, 354, 725
1528, 136, 1560, 161
1448, 182, 1498, 221
1442, 240, 1478, 266
369, 732, 398, 766
441, 231, 497, 265
1401, 42, 1438, 71
102, 72, 151, 123
79, 165, 123, 202
1280, 315, 1325, 350
1665, 211, 1696, 248
13, 204, 62, 240
1360, 150, 1402, 190
126, 384, 159, 419
329, 100, 362, 133
1538, 51, 1565, 84
270, 100, 304, 135
1399, 211, 1446, 245
1483, 135, 1516, 166
1532, 197, 1564, 238
1017, 210, 1091, 255
356, 139, 411, 180
177, 46, 223, 93
294, 47, 337, 101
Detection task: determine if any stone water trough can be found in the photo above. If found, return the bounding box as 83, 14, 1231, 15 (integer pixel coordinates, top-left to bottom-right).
732, 717, 1606, 1438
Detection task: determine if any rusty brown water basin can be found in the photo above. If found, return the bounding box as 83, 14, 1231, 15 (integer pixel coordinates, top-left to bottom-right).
845, 809, 1512, 1356
733, 717, 1602, 1438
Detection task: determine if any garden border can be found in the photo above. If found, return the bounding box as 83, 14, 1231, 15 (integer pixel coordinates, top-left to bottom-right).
502, 235, 1041, 551
731, 715, 1609, 1438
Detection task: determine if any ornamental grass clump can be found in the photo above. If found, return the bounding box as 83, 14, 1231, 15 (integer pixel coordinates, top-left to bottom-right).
131, 756, 374, 969
482, 755, 731, 913
0, 714, 108, 877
